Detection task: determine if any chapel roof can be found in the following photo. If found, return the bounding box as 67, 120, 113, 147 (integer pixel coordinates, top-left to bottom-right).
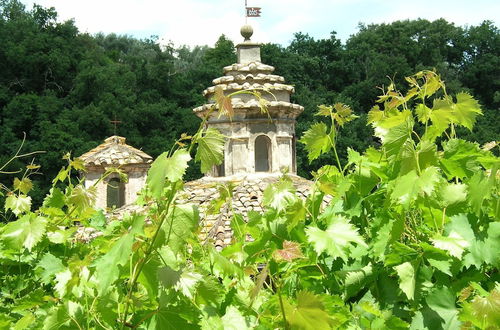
79, 136, 152, 166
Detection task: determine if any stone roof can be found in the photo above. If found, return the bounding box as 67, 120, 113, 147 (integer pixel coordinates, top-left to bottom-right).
193, 99, 304, 118
177, 174, 328, 250
79, 136, 152, 166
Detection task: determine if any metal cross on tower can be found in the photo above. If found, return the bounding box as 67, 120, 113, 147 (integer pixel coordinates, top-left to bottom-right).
110, 114, 122, 135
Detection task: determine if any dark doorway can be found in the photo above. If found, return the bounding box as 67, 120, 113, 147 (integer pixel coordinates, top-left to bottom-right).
255, 135, 271, 172
107, 177, 125, 208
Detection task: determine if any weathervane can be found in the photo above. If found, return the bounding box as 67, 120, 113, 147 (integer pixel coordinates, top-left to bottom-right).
245, 0, 261, 23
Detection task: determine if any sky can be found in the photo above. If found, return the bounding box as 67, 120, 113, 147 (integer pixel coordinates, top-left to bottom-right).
20, 0, 500, 47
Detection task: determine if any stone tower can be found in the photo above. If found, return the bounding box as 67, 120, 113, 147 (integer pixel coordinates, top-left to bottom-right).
193, 25, 304, 177
180, 25, 316, 250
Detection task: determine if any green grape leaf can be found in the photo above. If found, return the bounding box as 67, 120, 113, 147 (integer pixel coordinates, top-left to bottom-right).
425, 287, 461, 329
158, 265, 182, 288
163, 204, 199, 254
439, 139, 484, 180
467, 171, 494, 215
94, 215, 143, 296
344, 264, 374, 300
438, 183, 467, 207
95, 234, 134, 295
306, 215, 367, 261
221, 306, 255, 330
415, 104, 432, 124
54, 268, 72, 298
13, 177, 33, 194
195, 127, 225, 173
175, 271, 203, 299
43, 305, 73, 330
263, 178, 297, 212
283, 291, 333, 330
43, 187, 66, 209
389, 167, 440, 208
37, 253, 65, 284
451, 92, 482, 130
164, 148, 191, 182
394, 261, 416, 300
299, 122, 332, 162
372, 109, 413, 158
147, 151, 169, 198
1, 213, 47, 251
431, 231, 470, 258
138, 256, 161, 299
4, 194, 31, 215
13, 313, 35, 330
196, 277, 225, 306
421, 243, 453, 276
147, 306, 198, 330
67, 185, 96, 211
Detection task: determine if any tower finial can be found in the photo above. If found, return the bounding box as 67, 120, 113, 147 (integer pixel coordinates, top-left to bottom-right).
240, 24, 253, 41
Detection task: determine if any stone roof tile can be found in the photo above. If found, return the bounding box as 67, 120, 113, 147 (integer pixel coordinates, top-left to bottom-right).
79, 136, 152, 166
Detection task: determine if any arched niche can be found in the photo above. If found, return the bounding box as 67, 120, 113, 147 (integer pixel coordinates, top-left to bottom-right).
254, 135, 272, 172
107, 177, 125, 208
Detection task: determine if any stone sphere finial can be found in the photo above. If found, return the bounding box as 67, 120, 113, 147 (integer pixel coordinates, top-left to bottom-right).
240, 24, 253, 41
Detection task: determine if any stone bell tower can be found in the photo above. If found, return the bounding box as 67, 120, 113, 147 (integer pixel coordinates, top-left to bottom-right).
193, 25, 304, 177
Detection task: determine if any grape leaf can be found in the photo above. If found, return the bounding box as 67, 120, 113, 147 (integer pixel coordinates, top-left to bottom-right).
221, 306, 254, 330
299, 122, 332, 163
306, 215, 367, 261
283, 291, 333, 330
451, 92, 482, 130
148, 302, 199, 329
389, 167, 440, 208
394, 262, 416, 300
263, 178, 296, 212
4, 194, 31, 215
37, 253, 65, 284
54, 268, 72, 298
175, 271, 202, 299
273, 240, 303, 262
438, 183, 467, 207
163, 204, 199, 254
425, 286, 461, 329
1, 213, 47, 251
147, 151, 169, 198
13, 313, 35, 330
93, 215, 144, 296
373, 110, 413, 158
13, 177, 33, 194
195, 128, 225, 173
164, 149, 191, 182
431, 231, 470, 258
440, 139, 484, 180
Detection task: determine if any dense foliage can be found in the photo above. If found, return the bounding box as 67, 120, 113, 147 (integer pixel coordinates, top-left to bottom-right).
1, 0, 499, 208
0, 70, 499, 329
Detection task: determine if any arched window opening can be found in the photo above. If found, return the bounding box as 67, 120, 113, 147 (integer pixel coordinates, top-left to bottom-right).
255, 135, 271, 172
107, 177, 125, 208
214, 158, 225, 177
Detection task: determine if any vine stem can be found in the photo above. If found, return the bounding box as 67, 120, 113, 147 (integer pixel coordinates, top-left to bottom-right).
120, 191, 175, 329
276, 280, 289, 330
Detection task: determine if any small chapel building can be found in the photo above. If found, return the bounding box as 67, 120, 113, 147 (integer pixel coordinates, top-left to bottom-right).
79, 136, 152, 209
